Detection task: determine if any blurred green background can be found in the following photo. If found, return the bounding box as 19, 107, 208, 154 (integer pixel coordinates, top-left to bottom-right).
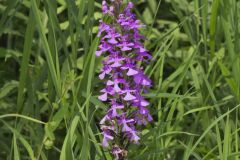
0, 0, 240, 159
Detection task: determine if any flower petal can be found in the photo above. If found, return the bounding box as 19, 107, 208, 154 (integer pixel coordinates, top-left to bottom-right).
141, 100, 149, 106
111, 61, 122, 67
96, 50, 103, 56
123, 92, 136, 101
99, 72, 105, 80
127, 68, 138, 76
108, 38, 118, 44
114, 84, 121, 92
98, 92, 108, 101
106, 80, 114, 86
121, 46, 132, 51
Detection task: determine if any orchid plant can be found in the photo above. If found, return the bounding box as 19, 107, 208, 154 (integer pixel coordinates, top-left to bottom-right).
96, 0, 153, 159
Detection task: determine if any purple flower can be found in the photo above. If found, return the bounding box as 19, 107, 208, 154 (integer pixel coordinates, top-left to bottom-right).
108, 101, 124, 118
108, 56, 125, 68
133, 94, 150, 107
128, 128, 140, 143
96, 42, 111, 57
123, 89, 136, 101
106, 79, 125, 93
134, 72, 152, 86
96, 0, 153, 158
98, 86, 114, 101
118, 117, 135, 132
99, 64, 112, 80
111, 145, 125, 160
118, 41, 134, 51
100, 115, 111, 125
120, 63, 138, 76
102, 130, 114, 147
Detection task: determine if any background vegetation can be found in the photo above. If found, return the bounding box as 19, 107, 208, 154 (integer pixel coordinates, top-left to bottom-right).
0, 0, 240, 159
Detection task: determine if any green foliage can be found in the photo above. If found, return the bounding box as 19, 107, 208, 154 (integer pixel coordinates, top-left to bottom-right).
0, 0, 240, 159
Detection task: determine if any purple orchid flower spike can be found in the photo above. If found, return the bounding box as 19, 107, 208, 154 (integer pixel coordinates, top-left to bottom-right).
96, 0, 153, 159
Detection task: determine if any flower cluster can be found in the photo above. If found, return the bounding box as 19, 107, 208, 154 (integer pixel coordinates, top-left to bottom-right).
96, 0, 152, 158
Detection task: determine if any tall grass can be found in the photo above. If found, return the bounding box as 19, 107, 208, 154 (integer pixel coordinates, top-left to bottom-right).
0, 0, 239, 159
